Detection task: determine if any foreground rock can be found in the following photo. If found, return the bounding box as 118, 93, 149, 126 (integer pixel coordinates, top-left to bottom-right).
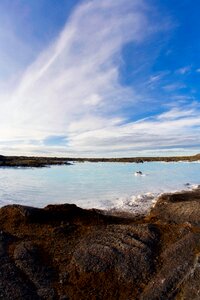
0, 189, 200, 299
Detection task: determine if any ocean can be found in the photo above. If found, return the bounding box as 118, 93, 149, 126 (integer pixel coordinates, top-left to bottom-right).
0, 161, 199, 214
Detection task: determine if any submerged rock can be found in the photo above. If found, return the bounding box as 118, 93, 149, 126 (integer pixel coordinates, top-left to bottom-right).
0, 189, 200, 299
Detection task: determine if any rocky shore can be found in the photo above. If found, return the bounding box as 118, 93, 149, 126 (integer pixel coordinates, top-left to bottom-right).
0, 188, 200, 299
0, 153, 200, 167
0, 155, 72, 168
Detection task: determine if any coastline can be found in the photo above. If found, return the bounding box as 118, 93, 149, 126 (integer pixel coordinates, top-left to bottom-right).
1, 188, 200, 299
0, 160, 199, 211
108, 183, 200, 217
0, 153, 200, 167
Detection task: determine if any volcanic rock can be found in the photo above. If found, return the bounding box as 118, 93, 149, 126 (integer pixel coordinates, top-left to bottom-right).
0, 189, 200, 299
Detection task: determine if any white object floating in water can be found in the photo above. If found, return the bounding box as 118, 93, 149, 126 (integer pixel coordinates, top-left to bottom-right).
134, 171, 147, 177
135, 171, 143, 176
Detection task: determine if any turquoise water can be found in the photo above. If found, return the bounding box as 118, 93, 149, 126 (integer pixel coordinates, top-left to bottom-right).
0, 162, 199, 213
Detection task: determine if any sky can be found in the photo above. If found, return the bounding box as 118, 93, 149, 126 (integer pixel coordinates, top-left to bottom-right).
0, 0, 200, 157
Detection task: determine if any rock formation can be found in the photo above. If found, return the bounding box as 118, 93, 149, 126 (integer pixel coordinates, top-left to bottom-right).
0, 189, 200, 299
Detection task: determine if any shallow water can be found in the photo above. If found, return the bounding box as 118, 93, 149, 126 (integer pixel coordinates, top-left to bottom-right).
0, 161, 199, 213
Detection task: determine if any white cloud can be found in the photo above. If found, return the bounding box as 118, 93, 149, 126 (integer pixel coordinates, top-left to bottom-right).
148, 71, 169, 84
176, 66, 191, 75
0, 0, 199, 157
157, 107, 197, 120
64, 105, 200, 155
162, 83, 186, 92
1, 103, 200, 157
0, 0, 153, 143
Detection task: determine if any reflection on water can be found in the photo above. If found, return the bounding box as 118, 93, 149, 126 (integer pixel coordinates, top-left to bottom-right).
0, 162, 199, 213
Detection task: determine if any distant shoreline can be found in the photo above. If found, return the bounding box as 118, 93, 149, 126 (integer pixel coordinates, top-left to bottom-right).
0, 153, 200, 167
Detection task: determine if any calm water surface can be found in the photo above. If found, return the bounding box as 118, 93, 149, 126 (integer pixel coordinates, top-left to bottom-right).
0, 162, 199, 213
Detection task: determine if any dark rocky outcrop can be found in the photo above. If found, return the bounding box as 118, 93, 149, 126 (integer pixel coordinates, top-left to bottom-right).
0, 189, 200, 299
0, 156, 73, 168
149, 188, 200, 226
0, 155, 5, 161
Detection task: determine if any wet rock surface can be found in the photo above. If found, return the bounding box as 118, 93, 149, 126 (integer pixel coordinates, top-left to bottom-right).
0, 189, 200, 299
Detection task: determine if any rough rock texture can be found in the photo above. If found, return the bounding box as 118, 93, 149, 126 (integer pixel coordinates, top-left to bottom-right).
149, 188, 200, 226
0, 189, 200, 299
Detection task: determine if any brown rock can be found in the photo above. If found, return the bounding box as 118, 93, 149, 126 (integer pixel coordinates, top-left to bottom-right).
0, 189, 200, 299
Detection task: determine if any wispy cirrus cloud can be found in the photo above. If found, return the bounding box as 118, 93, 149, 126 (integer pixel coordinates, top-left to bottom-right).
65, 103, 200, 155
0, 0, 154, 140
176, 66, 191, 75
0, 0, 199, 157
2, 103, 200, 157
162, 83, 186, 92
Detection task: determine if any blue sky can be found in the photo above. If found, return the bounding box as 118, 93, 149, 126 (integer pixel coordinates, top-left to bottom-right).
0, 0, 200, 157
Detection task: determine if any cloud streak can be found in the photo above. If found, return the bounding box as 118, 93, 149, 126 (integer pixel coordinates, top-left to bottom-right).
0, 0, 152, 139
65, 104, 200, 154
0, 0, 199, 156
